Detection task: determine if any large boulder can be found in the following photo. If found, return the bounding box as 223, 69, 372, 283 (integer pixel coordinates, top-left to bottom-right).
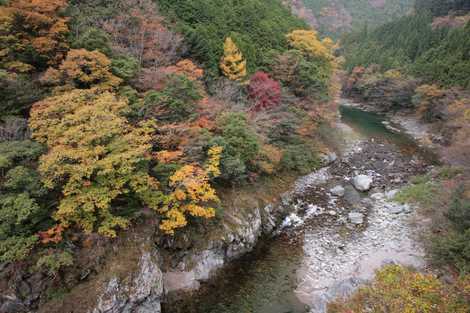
353, 175, 373, 192
330, 185, 345, 197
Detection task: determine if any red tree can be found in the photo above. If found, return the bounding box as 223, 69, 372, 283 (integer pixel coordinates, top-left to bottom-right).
248, 71, 281, 111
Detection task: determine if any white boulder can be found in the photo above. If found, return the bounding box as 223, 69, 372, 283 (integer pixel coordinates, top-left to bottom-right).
330, 185, 345, 197
353, 175, 373, 192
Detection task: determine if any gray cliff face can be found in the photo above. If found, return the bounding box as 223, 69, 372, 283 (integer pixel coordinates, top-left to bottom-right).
91, 251, 163, 313
162, 204, 272, 294
88, 178, 301, 312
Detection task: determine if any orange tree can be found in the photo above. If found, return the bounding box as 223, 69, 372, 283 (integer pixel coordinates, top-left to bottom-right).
0, 0, 69, 71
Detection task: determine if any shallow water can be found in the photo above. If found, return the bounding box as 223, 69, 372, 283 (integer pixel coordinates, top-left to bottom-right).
163, 104, 430, 313
339, 105, 438, 163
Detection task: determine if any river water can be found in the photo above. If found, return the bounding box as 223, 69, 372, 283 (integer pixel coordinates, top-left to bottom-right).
164, 103, 433, 313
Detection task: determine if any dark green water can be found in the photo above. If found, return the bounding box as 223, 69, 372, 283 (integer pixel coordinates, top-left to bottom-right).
163, 236, 308, 313
339, 105, 438, 163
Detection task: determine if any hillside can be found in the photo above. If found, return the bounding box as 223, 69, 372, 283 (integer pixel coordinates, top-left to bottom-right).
286, 0, 414, 37
337, 4, 470, 311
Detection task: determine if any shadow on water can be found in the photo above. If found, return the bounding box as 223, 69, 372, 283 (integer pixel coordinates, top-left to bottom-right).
162, 235, 309, 313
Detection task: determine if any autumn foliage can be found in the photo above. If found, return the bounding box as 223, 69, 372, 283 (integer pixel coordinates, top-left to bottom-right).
286, 30, 334, 61
42, 49, 122, 90
220, 37, 247, 81
29, 90, 161, 237
158, 146, 222, 234
0, 0, 69, 71
248, 71, 282, 111
328, 265, 470, 313
101, 0, 183, 68
164, 59, 204, 81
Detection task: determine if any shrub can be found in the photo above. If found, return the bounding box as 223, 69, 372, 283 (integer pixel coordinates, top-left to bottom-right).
0, 140, 45, 166
219, 113, 260, 163
432, 229, 470, 274
35, 250, 74, 276
4, 166, 47, 197
0, 193, 45, 262
208, 113, 260, 182
0, 71, 45, 115
293, 57, 332, 98
0, 235, 38, 263
141, 74, 202, 122
0, 140, 50, 263
281, 143, 320, 174
393, 175, 438, 207
328, 265, 470, 313
431, 187, 470, 274
446, 187, 470, 232
72, 27, 113, 56
111, 56, 140, 81
247, 71, 281, 111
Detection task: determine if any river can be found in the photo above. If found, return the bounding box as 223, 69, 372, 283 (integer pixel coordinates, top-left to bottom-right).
162, 101, 434, 313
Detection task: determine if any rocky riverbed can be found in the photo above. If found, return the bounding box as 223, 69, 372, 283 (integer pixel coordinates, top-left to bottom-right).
286, 140, 429, 312
165, 104, 434, 313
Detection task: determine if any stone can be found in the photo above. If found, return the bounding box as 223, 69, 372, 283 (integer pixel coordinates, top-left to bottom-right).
330, 185, 345, 197
352, 175, 373, 192
385, 189, 399, 199
320, 152, 338, 165
348, 212, 364, 224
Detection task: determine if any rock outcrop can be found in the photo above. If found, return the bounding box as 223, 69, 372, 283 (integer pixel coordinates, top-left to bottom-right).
92, 252, 163, 313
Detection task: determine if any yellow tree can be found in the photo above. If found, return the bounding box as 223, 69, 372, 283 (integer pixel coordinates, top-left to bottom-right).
220, 37, 247, 81
286, 30, 333, 61
158, 146, 222, 234
42, 49, 122, 91
29, 89, 162, 237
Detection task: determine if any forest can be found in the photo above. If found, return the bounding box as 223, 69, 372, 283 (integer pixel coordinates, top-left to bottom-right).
0, 0, 335, 269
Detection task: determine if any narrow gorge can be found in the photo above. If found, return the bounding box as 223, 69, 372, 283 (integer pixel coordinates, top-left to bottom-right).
1, 1, 469, 313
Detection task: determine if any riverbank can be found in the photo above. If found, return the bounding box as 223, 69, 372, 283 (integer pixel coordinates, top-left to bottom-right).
161, 102, 435, 313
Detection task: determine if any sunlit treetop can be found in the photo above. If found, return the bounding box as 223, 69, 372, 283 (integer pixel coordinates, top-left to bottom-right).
286, 29, 334, 61
220, 37, 247, 81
